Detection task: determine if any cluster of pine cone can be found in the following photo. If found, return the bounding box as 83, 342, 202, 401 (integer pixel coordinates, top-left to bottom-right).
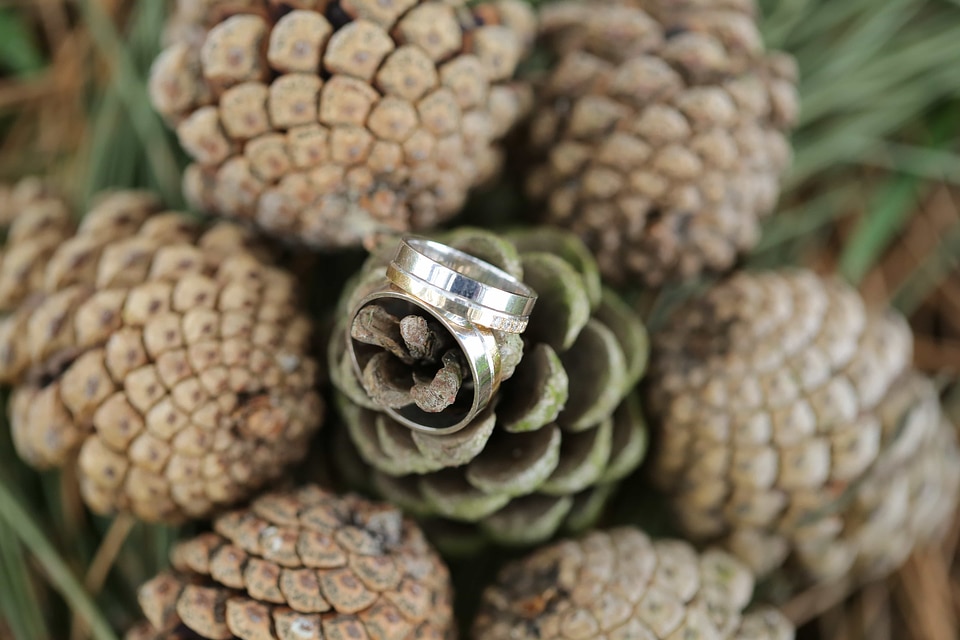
0, 1, 954, 639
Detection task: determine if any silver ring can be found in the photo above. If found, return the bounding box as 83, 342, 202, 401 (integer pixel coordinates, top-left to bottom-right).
386, 264, 530, 334
347, 285, 501, 435
392, 237, 537, 322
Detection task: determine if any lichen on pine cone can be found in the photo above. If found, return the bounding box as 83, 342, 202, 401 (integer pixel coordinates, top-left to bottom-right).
126, 485, 454, 640
329, 228, 649, 546
0, 187, 323, 523
473, 527, 795, 640
526, 0, 798, 285
151, 0, 536, 249
646, 269, 960, 585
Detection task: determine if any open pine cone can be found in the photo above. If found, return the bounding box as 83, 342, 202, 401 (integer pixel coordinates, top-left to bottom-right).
0, 177, 75, 309
0, 183, 323, 523
127, 485, 454, 640
151, 0, 536, 249
330, 228, 649, 546
473, 527, 795, 640
526, 0, 798, 285
646, 269, 960, 585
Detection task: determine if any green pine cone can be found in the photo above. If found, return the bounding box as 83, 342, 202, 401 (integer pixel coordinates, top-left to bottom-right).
329, 227, 649, 546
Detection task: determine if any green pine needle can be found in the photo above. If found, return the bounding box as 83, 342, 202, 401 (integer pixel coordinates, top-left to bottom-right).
0, 9, 45, 75
0, 479, 119, 640
839, 175, 921, 284
75, 0, 184, 207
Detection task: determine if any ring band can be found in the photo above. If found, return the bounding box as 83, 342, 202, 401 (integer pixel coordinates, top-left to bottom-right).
386, 264, 530, 334
393, 237, 537, 319
347, 285, 501, 435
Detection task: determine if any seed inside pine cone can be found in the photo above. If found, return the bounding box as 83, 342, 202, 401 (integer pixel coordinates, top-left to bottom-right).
127, 485, 455, 640
473, 527, 795, 640
330, 228, 650, 547
526, 0, 798, 285
645, 269, 960, 586
0, 183, 324, 523
151, 0, 536, 249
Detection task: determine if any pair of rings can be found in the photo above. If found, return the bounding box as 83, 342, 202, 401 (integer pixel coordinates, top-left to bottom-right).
347, 237, 538, 435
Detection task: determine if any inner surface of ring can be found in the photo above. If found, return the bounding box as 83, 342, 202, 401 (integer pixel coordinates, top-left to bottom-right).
350, 295, 480, 431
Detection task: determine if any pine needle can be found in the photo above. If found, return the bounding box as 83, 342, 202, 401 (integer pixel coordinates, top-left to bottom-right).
840, 175, 921, 284
0, 8, 46, 75
0, 478, 119, 640
0, 521, 46, 640
70, 514, 136, 640
74, 0, 183, 207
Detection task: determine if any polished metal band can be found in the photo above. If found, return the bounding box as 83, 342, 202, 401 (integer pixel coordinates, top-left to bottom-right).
386, 264, 530, 334
347, 285, 502, 435
393, 237, 537, 318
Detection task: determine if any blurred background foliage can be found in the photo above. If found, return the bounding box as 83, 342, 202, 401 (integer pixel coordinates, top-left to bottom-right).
0, 0, 959, 639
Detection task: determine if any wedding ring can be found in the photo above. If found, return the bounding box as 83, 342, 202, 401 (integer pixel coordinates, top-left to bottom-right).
347, 285, 501, 435
390, 237, 537, 330
386, 264, 530, 334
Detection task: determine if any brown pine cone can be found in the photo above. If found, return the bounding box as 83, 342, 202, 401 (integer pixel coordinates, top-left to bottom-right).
330, 228, 649, 547
0, 189, 323, 523
127, 485, 455, 640
646, 269, 960, 585
151, 0, 535, 249
124, 624, 196, 640
473, 527, 795, 639
526, 0, 798, 285
0, 177, 75, 311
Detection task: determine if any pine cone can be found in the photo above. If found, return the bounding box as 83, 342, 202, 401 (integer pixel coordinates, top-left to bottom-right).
330, 228, 649, 546
0, 189, 323, 523
526, 0, 798, 285
151, 0, 536, 249
646, 269, 960, 585
0, 177, 75, 310
124, 624, 196, 640
127, 485, 455, 640
473, 527, 795, 639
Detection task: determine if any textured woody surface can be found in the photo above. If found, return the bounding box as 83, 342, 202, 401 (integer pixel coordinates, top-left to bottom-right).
152, 0, 535, 249
647, 269, 960, 584
527, 0, 798, 285
0, 177, 75, 311
127, 485, 454, 640
473, 527, 795, 639
0, 186, 323, 523
330, 227, 649, 546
